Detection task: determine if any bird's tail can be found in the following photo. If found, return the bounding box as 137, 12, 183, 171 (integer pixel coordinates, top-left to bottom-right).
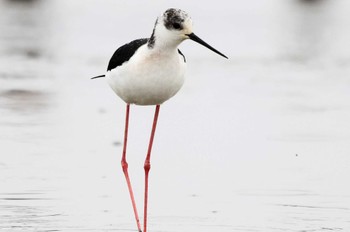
91, 74, 105, 80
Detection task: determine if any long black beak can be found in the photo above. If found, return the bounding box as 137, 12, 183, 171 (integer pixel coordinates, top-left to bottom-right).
187, 33, 228, 59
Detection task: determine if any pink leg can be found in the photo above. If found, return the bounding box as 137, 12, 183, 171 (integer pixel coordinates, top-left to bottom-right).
121, 104, 142, 232
143, 105, 160, 232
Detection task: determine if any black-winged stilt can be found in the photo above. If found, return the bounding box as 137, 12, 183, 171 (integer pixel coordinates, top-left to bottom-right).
92, 8, 227, 232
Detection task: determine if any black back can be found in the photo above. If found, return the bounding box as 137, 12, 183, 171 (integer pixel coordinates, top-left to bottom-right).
107, 38, 148, 71
107, 38, 186, 71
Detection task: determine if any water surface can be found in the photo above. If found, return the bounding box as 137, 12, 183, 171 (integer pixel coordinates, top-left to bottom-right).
1, 0, 350, 231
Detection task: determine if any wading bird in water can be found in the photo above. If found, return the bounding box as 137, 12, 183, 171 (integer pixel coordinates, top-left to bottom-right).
92, 8, 227, 232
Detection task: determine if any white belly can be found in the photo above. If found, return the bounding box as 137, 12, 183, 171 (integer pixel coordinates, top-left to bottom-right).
106, 46, 186, 105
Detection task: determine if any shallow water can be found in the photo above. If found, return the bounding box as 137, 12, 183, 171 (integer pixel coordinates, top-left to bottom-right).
1, 0, 350, 231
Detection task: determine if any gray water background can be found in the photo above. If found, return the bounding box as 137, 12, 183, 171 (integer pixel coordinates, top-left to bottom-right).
1, 0, 350, 231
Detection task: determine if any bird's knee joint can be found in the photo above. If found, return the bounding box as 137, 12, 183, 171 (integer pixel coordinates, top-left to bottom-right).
121, 160, 128, 171
144, 161, 151, 171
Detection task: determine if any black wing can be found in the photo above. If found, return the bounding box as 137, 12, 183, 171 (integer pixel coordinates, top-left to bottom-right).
107, 38, 148, 71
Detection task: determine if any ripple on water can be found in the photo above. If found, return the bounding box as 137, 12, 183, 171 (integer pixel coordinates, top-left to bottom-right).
0, 192, 64, 232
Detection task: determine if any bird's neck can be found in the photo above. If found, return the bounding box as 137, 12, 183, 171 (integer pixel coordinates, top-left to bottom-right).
148, 26, 183, 52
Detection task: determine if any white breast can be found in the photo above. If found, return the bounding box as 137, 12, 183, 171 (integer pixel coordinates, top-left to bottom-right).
106, 45, 186, 105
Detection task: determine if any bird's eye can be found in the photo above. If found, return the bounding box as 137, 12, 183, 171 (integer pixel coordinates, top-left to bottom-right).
173, 22, 181, 29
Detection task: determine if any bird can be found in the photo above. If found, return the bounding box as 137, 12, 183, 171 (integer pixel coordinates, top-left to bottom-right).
92, 8, 227, 232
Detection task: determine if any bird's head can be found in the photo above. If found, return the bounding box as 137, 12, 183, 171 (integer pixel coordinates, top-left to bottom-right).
149, 8, 227, 59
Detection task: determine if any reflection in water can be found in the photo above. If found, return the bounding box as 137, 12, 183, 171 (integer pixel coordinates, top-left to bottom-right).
5, 0, 40, 3
0, 0, 54, 124
276, 0, 334, 62
0, 89, 50, 114
298, 0, 325, 3
0, 0, 52, 79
